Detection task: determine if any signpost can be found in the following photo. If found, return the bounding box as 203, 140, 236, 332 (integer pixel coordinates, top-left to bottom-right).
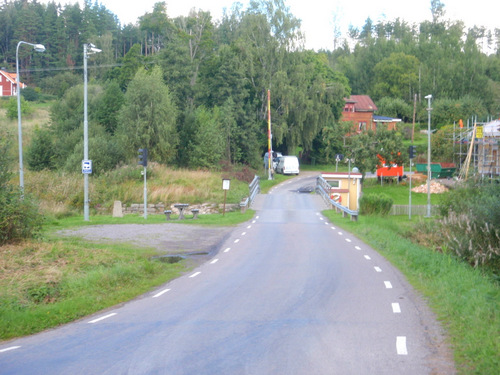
222, 179, 230, 216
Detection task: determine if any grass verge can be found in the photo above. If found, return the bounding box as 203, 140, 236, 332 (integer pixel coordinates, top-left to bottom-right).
322, 212, 499, 374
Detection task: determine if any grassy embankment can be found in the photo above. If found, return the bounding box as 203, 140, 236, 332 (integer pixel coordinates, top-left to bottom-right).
324, 181, 499, 375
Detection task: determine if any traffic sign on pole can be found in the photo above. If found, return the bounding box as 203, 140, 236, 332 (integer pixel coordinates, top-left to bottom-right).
82, 160, 92, 174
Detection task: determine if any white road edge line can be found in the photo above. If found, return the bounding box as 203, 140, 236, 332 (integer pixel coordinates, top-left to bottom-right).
384, 281, 393, 289
396, 336, 408, 355
88, 313, 117, 324
153, 288, 171, 298
392, 303, 401, 313
189, 272, 201, 278
0, 346, 21, 353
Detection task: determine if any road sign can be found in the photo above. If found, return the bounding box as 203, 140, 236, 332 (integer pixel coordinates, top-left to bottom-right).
476, 126, 483, 139
82, 160, 92, 174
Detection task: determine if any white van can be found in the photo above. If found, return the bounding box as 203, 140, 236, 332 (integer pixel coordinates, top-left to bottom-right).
276, 155, 299, 175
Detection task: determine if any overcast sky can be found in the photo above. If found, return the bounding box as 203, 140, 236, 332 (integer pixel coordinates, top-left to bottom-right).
39, 0, 497, 50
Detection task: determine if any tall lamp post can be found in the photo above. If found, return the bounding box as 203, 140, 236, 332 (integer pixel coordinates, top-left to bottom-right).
425, 94, 433, 217
83, 43, 101, 221
16, 41, 45, 191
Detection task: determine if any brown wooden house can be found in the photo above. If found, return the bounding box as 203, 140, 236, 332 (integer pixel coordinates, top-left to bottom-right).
0, 70, 24, 97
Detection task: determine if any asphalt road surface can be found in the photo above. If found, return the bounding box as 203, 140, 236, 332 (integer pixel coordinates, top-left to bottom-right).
0, 174, 455, 374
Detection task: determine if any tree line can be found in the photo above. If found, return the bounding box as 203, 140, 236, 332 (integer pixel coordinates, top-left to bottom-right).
1, 0, 499, 174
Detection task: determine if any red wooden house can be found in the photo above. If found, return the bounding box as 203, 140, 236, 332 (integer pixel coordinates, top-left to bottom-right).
341, 95, 378, 132
341, 95, 400, 132
0, 70, 25, 97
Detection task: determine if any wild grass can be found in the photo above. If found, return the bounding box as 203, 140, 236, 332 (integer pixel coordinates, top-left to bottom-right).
0, 238, 186, 340
22, 164, 251, 218
323, 212, 499, 374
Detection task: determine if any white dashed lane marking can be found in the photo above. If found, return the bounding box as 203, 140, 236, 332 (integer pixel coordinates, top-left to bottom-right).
210, 259, 219, 264
374, 266, 382, 272
392, 303, 401, 313
384, 281, 393, 289
396, 336, 408, 355
189, 272, 201, 278
153, 288, 171, 298
88, 313, 117, 324
0, 346, 21, 353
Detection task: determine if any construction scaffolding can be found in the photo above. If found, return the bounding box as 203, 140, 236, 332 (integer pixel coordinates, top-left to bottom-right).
454, 119, 500, 180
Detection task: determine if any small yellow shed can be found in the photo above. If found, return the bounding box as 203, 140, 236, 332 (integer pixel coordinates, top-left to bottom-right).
321, 172, 363, 211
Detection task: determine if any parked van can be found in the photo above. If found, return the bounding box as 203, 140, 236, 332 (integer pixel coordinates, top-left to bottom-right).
276, 155, 300, 175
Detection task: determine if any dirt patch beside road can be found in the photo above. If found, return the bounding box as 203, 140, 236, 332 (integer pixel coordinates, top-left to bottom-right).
57, 224, 234, 266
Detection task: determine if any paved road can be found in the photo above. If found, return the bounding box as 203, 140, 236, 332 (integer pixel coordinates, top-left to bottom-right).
0, 174, 454, 374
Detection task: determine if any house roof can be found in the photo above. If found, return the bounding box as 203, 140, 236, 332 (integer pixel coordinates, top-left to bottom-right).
0, 70, 17, 83
0, 70, 25, 88
345, 95, 378, 112
373, 115, 401, 123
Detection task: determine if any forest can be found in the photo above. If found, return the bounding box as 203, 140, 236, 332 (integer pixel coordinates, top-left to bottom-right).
1, 0, 499, 173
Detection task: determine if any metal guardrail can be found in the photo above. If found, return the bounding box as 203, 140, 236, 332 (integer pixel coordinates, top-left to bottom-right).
316, 176, 359, 221
240, 175, 260, 211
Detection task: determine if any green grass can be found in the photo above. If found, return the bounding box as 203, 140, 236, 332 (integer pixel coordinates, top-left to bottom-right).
0, 239, 186, 340
44, 209, 256, 231
362, 177, 449, 205
323, 212, 499, 374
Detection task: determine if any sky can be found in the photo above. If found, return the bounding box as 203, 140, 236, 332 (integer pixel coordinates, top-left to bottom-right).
40, 0, 498, 51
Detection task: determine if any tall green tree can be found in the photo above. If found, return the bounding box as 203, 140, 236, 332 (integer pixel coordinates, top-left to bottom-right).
117, 66, 179, 164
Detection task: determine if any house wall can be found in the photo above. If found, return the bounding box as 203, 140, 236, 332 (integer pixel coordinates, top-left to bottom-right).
341, 111, 375, 132
0, 72, 16, 96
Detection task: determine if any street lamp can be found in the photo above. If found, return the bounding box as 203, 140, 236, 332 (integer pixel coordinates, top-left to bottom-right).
83, 43, 101, 221
425, 94, 432, 217
16, 41, 45, 191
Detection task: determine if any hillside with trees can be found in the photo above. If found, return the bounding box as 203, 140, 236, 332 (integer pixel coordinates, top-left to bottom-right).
1, 0, 499, 173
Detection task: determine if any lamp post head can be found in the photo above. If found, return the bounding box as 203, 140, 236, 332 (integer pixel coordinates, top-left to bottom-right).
425, 94, 432, 100
34, 44, 45, 53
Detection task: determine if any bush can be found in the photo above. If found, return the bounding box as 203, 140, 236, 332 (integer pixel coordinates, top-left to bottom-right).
0, 185, 43, 245
0, 131, 44, 244
359, 193, 393, 215
440, 212, 500, 269
438, 179, 500, 270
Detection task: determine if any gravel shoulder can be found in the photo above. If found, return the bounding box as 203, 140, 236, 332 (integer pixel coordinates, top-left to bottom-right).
57, 223, 235, 266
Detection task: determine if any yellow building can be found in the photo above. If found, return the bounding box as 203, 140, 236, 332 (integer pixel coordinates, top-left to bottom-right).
321, 172, 363, 211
